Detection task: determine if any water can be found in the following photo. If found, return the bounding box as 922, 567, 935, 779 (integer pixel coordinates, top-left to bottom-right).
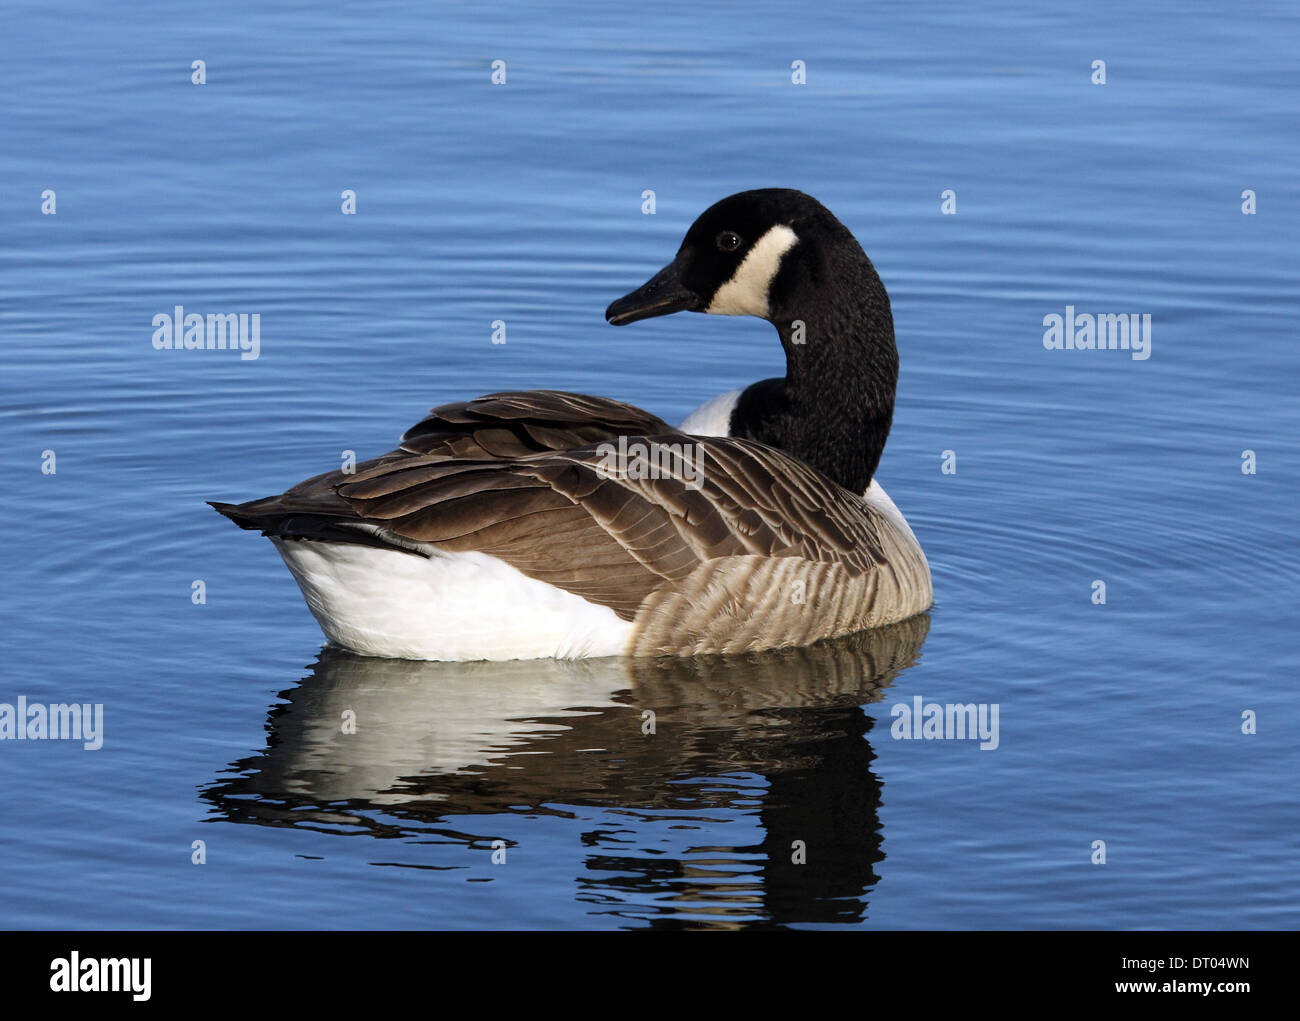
1, 1, 1297, 929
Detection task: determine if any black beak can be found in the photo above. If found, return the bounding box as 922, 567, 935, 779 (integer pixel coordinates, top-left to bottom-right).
605, 261, 700, 326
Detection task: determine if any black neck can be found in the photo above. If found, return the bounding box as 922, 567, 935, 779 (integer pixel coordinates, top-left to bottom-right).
730, 246, 898, 494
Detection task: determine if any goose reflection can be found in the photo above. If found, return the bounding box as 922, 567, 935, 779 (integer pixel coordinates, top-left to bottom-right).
203, 615, 929, 928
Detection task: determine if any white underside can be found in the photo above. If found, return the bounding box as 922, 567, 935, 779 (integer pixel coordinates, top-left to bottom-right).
272, 539, 634, 661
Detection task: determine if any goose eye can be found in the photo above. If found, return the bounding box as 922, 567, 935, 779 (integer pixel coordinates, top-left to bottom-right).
715, 231, 742, 253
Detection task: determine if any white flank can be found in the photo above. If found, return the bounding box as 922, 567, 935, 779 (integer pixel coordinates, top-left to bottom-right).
863, 478, 924, 549
678, 388, 742, 436
272, 539, 634, 661
706, 224, 799, 317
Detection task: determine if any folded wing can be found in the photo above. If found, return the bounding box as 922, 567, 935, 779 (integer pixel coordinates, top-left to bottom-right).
211, 390, 885, 621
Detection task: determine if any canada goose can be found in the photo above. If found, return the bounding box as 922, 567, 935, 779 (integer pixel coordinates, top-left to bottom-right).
212, 189, 932, 660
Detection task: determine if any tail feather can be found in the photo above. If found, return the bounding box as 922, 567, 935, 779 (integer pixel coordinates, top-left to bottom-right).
207, 498, 424, 556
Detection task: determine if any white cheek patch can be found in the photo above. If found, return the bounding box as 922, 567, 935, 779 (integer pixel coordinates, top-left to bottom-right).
706, 224, 799, 317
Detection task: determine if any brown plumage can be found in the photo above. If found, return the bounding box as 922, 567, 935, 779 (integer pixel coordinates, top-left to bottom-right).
212, 390, 929, 656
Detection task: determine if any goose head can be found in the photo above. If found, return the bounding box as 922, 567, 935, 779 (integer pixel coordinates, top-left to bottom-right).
605, 188, 899, 495
606, 189, 807, 325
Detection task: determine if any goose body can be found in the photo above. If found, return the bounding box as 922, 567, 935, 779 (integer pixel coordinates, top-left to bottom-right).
213, 190, 933, 660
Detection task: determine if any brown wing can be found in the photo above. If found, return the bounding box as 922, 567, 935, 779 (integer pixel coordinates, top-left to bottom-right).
335, 434, 885, 619
212, 391, 885, 621
398, 390, 675, 458
210, 390, 675, 551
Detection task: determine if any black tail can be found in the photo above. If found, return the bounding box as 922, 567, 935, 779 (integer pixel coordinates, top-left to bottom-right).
207, 499, 424, 555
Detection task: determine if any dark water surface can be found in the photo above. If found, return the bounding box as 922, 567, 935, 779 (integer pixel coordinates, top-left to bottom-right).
1, 1, 1297, 928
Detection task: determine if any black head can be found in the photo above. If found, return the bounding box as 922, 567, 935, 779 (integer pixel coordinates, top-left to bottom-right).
604, 189, 898, 494
605, 189, 857, 326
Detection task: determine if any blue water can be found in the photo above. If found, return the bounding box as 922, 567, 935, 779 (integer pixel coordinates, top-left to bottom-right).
2, 1, 1297, 929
